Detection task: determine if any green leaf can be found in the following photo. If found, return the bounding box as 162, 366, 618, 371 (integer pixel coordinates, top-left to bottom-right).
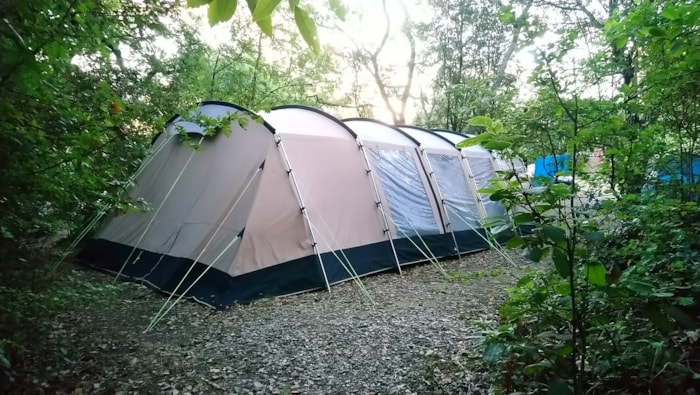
327, 0, 347, 21
585, 262, 606, 286
648, 27, 666, 37
528, 246, 544, 262
624, 279, 654, 296
293, 5, 320, 53
483, 140, 511, 150
468, 116, 493, 128
556, 343, 573, 356
187, 0, 214, 6
456, 133, 488, 148
483, 343, 507, 363
555, 282, 570, 295
247, 0, 257, 11
498, 6, 515, 24
0, 226, 14, 239
661, 5, 679, 20
252, 0, 281, 22
661, 303, 697, 329
255, 16, 274, 35
489, 189, 511, 201
0, 351, 10, 369
523, 359, 553, 375
208, 0, 238, 26
516, 274, 533, 287
584, 231, 604, 242
542, 225, 566, 243
676, 296, 694, 306
614, 36, 627, 49
670, 41, 684, 54
597, 360, 612, 373
505, 236, 526, 248
642, 304, 673, 333
552, 247, 570, 278
686, 8, 700, 26
513, 212, 535, 225
548, 378, 572, 395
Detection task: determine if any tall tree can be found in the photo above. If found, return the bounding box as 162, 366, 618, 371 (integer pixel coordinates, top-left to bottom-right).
327, 0, 417, 124
415, 0, 538, 131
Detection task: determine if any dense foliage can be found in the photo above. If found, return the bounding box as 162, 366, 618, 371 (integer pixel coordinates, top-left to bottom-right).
0, 0, 338, 379
464, 1, 700, 393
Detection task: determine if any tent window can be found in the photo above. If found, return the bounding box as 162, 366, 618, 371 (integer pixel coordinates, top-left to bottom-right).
369, 149, 440, 236
466, 155, 504, 218
428, 154, 480, 231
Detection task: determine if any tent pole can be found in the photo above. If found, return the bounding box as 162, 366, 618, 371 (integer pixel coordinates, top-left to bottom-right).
357, 140, 402, 274
275, 134, 331, 293
460, 151, 489, 222
114, 135, 205, 283
420, 148, 462, 260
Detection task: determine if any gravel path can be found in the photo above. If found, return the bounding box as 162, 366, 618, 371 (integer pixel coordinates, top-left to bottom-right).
12, 250, 525, 394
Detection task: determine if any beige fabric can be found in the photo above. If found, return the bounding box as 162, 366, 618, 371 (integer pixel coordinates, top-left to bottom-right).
281, 134, 387, 254
230, 141, 312, 276
97, 119, 272, 272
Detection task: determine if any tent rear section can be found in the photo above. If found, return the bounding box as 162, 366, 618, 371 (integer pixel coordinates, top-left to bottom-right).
344, 118, 471, 264
433, 130, 505, 219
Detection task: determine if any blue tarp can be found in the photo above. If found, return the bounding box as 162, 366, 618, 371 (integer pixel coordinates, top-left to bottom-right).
657, 155, 700, 185
533, 154, 570, 185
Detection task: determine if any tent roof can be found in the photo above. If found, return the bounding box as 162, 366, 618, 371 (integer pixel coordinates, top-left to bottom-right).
432, 128, 477, 138
343, 118, 419, 147
432, 129, 473, 145
165, 101, 275, 136
433, 130, 492, 157
398, 125, 458, 151
266, 105, 357, 140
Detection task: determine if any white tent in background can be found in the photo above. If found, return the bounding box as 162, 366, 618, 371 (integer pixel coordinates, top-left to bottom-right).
80, 102, 505, 308
433, 129, 506, 219
397, 125, 483, 234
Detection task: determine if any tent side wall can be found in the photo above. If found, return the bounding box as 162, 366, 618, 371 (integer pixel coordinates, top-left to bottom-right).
265, 106, 399, 284
343, 119, 461, 264
81, 102, 510, 309
399, 126, 490, 255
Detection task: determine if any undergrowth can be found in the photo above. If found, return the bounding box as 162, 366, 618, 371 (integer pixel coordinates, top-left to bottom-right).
0, 251, 124, 388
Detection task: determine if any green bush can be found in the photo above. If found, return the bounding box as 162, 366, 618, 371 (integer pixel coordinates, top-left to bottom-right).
478, 197, 700, 394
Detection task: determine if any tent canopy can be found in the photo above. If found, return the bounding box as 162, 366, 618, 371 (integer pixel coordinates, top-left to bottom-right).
80, 102, 507, 308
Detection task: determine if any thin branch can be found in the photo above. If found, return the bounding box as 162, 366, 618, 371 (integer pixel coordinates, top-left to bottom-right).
491, 0, 534, 90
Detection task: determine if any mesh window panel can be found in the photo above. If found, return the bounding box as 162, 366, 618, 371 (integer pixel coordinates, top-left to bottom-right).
369, 149, 440, 236
428, 153, 480, 231
466, 155, 505, 218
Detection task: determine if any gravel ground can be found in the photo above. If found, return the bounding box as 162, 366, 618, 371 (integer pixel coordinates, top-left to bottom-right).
10, 250, 528, 395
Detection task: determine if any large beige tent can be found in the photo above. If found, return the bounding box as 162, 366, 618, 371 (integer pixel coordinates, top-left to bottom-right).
80, 101, 505, 308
